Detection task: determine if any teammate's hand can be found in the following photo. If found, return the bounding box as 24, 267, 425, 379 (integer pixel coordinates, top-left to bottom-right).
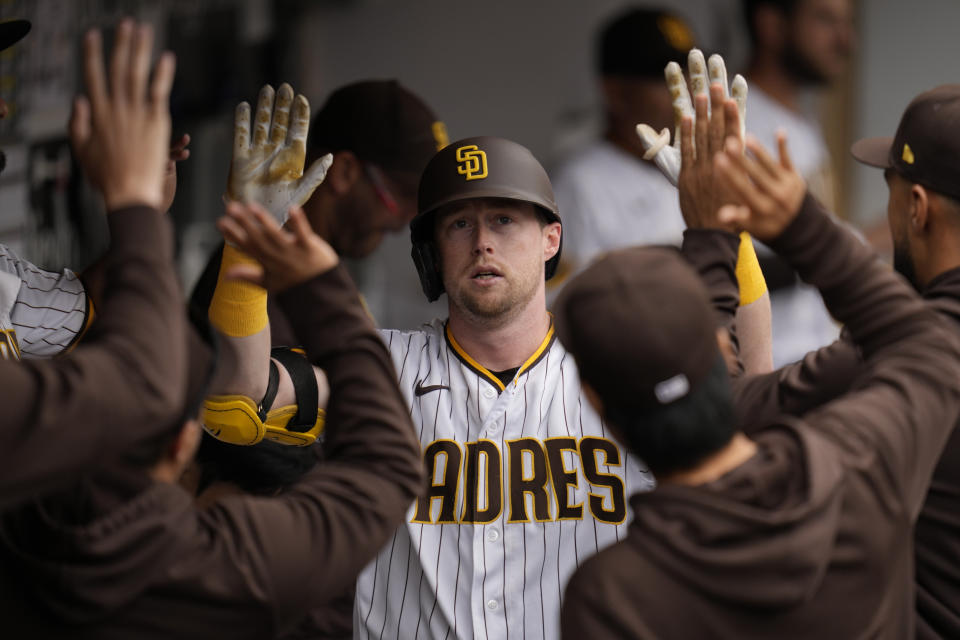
635, 49, 747, 187
226, 83, 333, 226
715, 132, 807, 242
676, 83, 745, 233
159, 133, 191, 213
217, 201, 339, 292
69, 19, 175, 212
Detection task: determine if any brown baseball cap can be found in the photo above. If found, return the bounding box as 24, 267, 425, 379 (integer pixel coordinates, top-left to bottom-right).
554, 246, 720, 413
851, 84, 960, 200
598, 8, 696, 78
308, 79, 447, 177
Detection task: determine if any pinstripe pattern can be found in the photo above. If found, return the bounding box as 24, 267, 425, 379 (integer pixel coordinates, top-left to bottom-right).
355, 320, 655, 639
0, 245, 87, 359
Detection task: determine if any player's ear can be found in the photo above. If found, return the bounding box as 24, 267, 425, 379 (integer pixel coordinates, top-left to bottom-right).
910, 184, 930, 233
543, 221, 561, 262
326, 150, 362, 196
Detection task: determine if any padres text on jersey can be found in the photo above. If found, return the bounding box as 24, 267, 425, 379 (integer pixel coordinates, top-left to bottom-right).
354, 320, 654, 640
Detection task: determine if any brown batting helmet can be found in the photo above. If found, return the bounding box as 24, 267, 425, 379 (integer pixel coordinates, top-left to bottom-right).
410, 136, 562, 301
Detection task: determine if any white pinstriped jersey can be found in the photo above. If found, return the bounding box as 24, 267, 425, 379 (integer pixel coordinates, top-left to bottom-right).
355, 319, 655, 640
0, 244, 88, 361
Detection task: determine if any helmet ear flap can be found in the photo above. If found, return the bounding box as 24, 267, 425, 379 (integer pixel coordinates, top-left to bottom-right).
412, 241, 444, 302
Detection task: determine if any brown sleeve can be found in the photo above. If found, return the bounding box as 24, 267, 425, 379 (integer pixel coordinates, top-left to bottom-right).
561, 561, 657, 639
0, 206, 187, 507
769, 194, 960, 516
197, 264, 423, 632
732, 334, 860, 433
680, 229, 743, 374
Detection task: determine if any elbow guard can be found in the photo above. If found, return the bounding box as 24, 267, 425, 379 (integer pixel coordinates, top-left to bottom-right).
202, 347, 325, 447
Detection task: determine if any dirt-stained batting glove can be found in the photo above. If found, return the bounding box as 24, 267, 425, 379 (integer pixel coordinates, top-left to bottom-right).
226, 83, 332, 225
635, 49, 747, 186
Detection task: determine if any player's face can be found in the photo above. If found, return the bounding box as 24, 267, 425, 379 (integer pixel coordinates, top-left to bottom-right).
305, 167, 417, 259
434, 198, 560, 323
604, 77, 674, 139
784, 0, 854, 85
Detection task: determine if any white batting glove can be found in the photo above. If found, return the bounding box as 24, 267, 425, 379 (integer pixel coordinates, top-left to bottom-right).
226, 83, 333, 225
635, 49, 747, 186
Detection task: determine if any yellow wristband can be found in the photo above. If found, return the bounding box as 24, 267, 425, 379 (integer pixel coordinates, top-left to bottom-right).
208, 244, 268, 337
735, 232, 768, 306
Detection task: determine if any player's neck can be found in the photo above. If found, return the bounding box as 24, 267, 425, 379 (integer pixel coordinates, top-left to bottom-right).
660, 432, 758, 486
447, 294, 552, 372
304, 189, 336, 248
747, 57, 801, 113
604, 127, 646, 162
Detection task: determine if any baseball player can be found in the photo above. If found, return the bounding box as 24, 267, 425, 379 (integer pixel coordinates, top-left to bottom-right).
213, 54, 768, 639
216, 134, 653, 639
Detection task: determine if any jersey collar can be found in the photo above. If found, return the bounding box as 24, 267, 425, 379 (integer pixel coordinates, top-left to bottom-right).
444, 318, 556, 392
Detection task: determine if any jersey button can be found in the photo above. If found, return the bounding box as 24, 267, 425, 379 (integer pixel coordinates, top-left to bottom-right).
487, 528, 500, 542
483, 387, 496, 399
487, 599, 498, 611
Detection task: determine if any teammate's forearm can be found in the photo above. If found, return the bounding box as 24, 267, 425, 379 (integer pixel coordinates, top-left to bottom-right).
218, 263, 422, 617
207, 244, 272, 400
735, 292, 773, 374
768, 193, 925, 357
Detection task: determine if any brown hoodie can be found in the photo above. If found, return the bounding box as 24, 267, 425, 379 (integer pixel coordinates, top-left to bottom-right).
731, 262, 960, 640
0, 206, 187, 508
0, 264, 424, 639
560, 196, 960, 639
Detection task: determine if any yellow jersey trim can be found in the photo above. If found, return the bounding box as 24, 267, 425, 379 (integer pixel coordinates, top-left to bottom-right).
445, 320, 556, 392
63, 295, 96, 355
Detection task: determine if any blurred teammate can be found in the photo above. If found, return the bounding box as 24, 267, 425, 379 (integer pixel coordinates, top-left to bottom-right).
0, 24, 423, 637
552, 10, 773, 372
734, 85, 960, 639
558, 78, 960, 638
742, 0, 855, 365
190, 79, 444, 344
0, 17, 188, 366
0, 18, 190, 506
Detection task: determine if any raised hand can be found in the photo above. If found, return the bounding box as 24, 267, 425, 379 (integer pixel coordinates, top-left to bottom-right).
715, 133, 807, 242
68, 19, 175, 212
217, 201, 339, 292
635, 49, 747, 187
226, 83, 333, 226
676, 83, 748, 232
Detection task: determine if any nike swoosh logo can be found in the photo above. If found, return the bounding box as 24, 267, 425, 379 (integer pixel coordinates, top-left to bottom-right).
414, 381, 450, 396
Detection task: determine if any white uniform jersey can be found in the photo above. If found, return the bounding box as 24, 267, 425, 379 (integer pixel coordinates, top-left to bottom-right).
547, 140, 684, 307
0, 244, 88, 361
746, 87, 840, 367
355, 319, 655, 640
